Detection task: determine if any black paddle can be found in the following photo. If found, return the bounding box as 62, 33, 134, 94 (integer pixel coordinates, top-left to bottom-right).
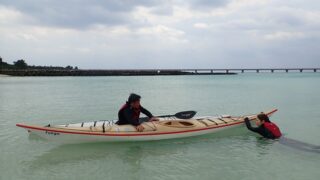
139, 110, 197, 123
157, 111, 197, 119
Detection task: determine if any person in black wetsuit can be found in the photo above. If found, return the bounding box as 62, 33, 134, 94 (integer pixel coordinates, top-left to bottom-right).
244, 113, 282, 139
116, 93, 158, 132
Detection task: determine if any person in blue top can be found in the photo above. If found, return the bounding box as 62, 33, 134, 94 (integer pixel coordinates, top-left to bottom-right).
116, 93, 158, 132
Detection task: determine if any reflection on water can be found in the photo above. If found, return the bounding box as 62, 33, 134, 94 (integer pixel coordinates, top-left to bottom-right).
28, 133, 47, 141
254, 137, 276, 157
22, 139, 200, 180
279, 137, 320, 153
26, 140, 188, 169
25, 128, 248, 168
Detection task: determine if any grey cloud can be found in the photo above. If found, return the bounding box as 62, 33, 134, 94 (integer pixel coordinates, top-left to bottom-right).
1, 0, 319, 68
0, 0, 232, 29
0, 0, 165, 28
150, 3, 173, 16
188, 0, 230, 10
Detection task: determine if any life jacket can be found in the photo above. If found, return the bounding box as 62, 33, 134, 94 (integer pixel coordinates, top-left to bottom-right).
264, 122, 282, 138
120, 103, 141, 120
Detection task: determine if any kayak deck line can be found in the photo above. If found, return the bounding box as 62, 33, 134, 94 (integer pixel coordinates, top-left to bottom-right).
16, 120, 245, 136
16, 109, 278, 142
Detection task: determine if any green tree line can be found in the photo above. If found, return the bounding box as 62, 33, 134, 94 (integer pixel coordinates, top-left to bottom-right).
0, 57, 78, 70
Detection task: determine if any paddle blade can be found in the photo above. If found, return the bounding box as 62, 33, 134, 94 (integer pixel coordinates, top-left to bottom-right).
175, 111, 197, 119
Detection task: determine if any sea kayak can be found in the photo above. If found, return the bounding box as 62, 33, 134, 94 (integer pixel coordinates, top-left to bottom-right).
16, 109, 277, 144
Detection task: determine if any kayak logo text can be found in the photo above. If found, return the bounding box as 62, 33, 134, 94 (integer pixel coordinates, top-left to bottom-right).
45, 131, 60, 136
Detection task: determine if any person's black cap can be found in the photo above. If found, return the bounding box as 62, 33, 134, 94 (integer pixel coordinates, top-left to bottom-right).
128, 93, 141, 103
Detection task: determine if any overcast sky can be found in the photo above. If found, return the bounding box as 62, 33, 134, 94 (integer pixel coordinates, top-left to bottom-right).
0, 0, 319, 69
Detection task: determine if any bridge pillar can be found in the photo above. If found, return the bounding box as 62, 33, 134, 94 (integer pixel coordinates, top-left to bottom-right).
211, 70, 213, 74
226, 70, 229, 74
300, 69, 303, 73
241, 69, 244, 73
256, 69, 259, 73
286, 69, 288, 73
314, 69, 317, 72
271, 69, 274, 73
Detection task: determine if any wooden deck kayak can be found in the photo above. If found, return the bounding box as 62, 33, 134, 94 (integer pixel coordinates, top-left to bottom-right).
16, 109, 277, 144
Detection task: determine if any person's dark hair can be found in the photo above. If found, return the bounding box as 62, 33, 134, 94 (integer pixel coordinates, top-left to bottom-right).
257, 113, 270, 122
128, 93, 141, 103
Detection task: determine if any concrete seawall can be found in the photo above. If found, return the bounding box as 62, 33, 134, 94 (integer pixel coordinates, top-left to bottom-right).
0, 69, 236, 76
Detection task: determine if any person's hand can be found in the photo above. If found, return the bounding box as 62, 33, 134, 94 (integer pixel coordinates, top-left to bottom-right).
136, 125, 145, 132
149, 117, 159, 122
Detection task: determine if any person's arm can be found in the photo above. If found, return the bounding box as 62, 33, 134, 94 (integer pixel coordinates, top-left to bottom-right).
244, 117, 260, 133
244, 117, 275, 139
140, 106, 153, 118
123, 108, 140, 126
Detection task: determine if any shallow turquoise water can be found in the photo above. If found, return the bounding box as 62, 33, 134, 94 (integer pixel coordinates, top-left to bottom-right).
0, 74, 320, 180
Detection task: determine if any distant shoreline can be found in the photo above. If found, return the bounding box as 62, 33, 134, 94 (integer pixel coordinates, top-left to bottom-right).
1, 68, 319, 76
0, 69, 237, 76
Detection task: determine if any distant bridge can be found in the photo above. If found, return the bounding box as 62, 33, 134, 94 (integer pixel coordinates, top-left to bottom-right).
177, 68, 320, 73
79, 68, 320, 73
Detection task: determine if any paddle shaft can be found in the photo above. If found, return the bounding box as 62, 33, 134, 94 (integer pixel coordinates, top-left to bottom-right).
157, 111, 196, 119
139, 110, 196, 123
